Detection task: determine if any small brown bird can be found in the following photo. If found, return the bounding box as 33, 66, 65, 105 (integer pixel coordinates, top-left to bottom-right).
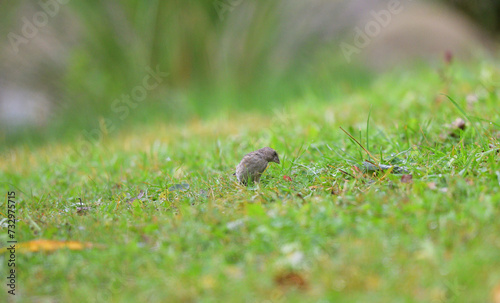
236, 147, 280, 185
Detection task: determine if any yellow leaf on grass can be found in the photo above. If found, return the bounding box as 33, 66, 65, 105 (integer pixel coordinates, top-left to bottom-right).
493, 283, 500, 303
1, 240, 96, 253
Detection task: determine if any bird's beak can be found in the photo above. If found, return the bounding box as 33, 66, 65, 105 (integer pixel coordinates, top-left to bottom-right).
275, 158, 280, 164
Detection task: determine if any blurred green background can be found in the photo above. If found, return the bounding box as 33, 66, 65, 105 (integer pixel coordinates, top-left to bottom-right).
0, 0, 498, 147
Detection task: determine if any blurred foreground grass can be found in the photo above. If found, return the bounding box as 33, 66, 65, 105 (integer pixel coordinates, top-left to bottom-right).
1, 61, 500, 302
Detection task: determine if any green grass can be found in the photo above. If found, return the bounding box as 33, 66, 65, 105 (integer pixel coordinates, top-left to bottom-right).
1, 61, 500, 302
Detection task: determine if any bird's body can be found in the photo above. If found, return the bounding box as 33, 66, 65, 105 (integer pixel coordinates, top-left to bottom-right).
236, 147, 280, 185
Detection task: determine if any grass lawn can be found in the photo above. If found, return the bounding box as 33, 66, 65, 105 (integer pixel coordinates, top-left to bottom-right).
1, 62, 500, 302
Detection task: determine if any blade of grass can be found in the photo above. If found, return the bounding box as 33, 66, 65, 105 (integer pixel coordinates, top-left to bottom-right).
366, 105, 372, 151
340, 127, 379, 163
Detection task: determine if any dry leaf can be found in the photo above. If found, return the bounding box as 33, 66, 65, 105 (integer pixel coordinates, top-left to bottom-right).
274, 272, 308, 290
1, 240, 97, 253
401, 175, 413, 184
352, 165, 363, 174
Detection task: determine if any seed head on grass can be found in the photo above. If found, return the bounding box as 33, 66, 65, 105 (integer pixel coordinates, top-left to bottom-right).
235, 147, 280, 185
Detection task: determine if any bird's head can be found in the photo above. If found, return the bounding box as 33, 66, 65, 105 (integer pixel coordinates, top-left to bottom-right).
261, 147, 280, 164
